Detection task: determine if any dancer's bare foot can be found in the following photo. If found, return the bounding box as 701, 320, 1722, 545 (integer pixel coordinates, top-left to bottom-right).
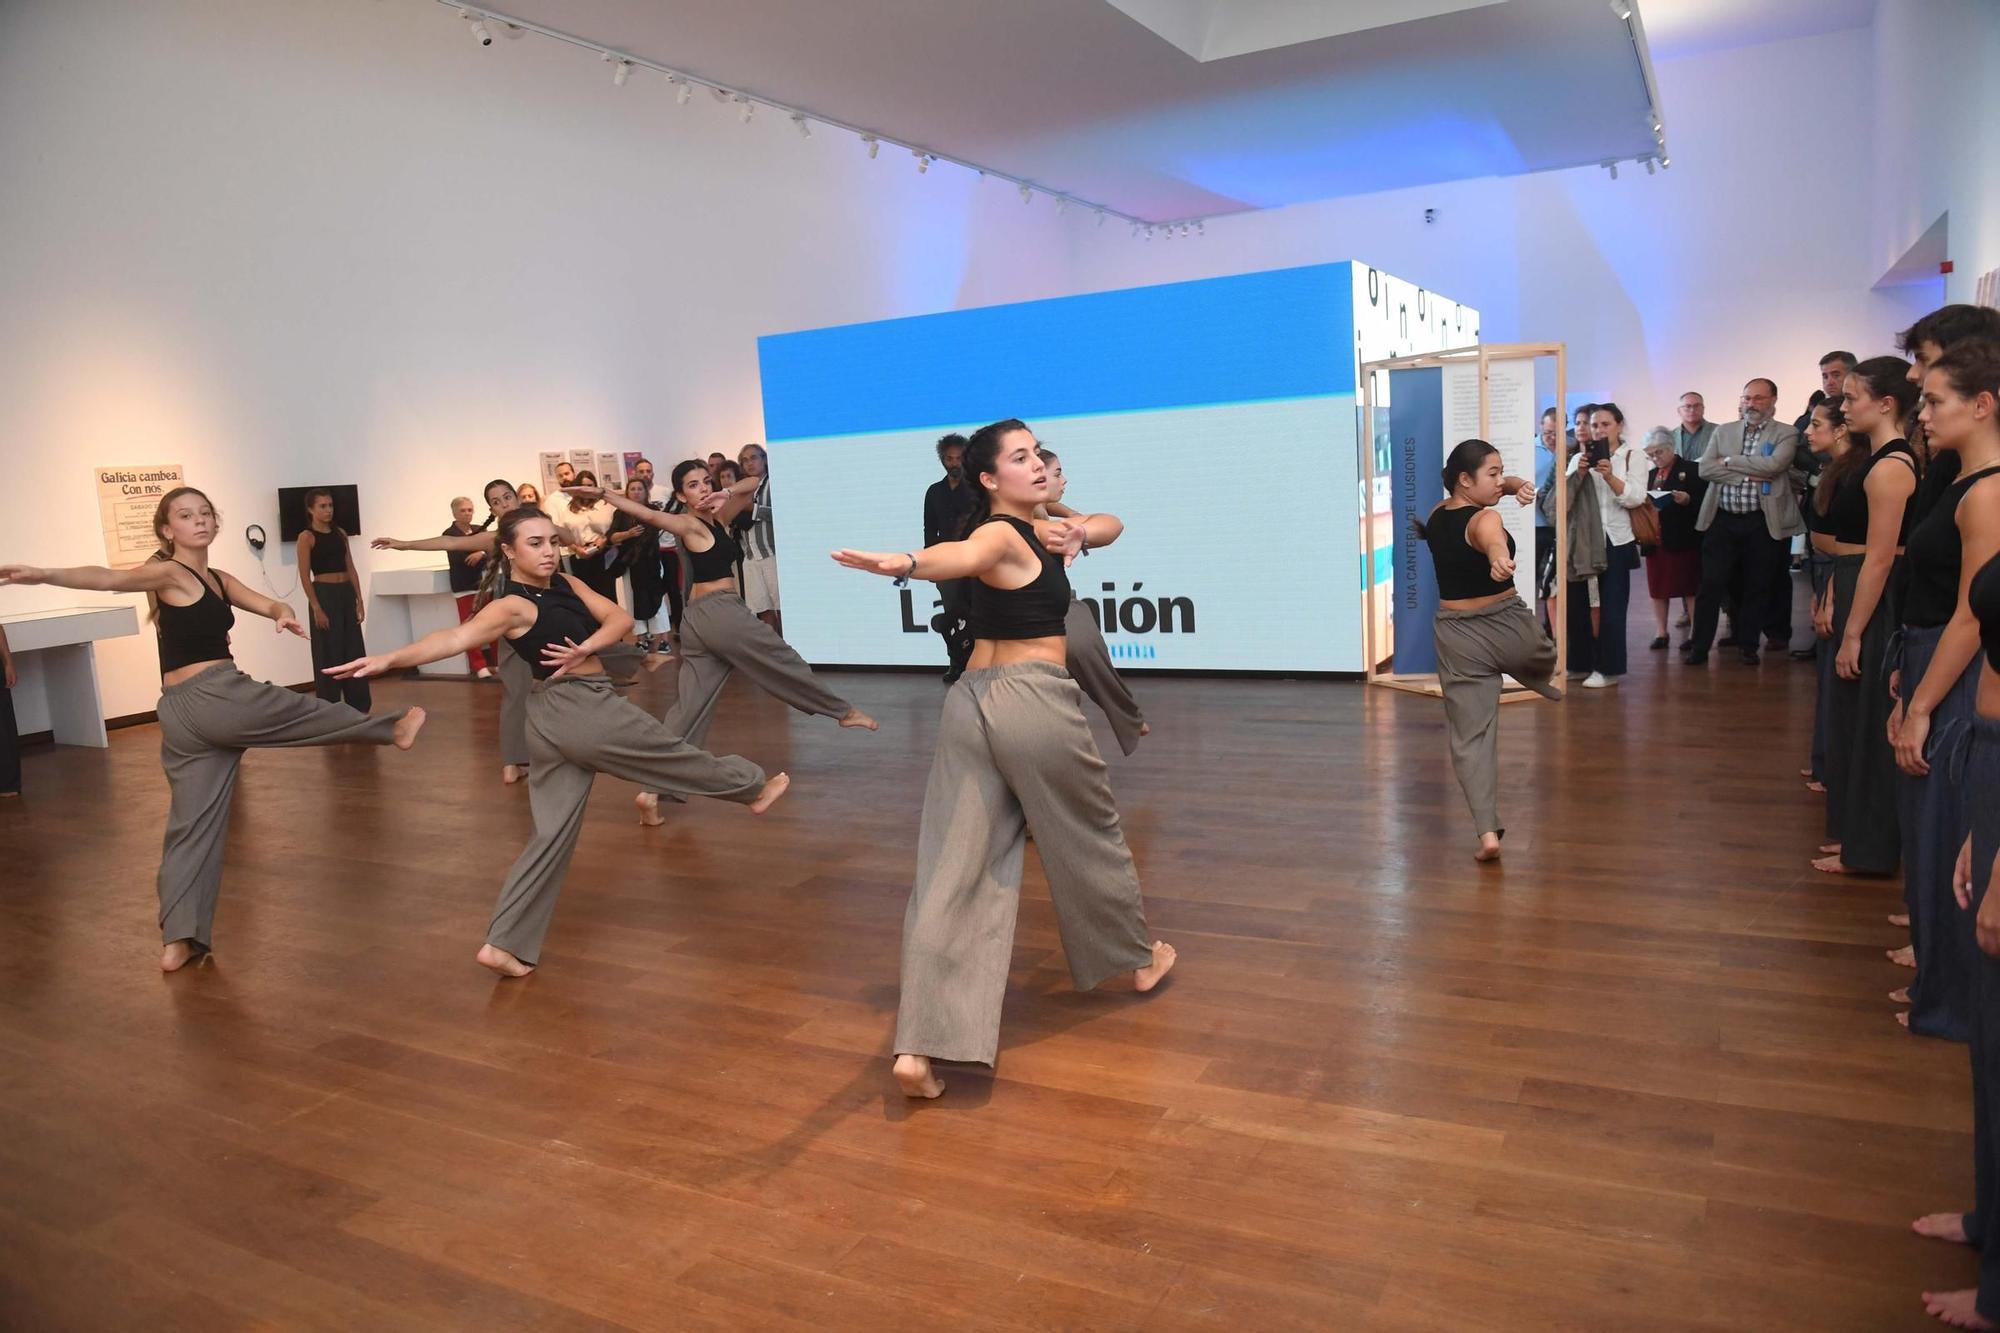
1134, 940, 1177, 992
159, 940, 201, 973
893, 1053, 945, 1099
1898, 1011, 1911, 1027
1921, 1289, 1997, 1329
502, 763, 525, 785
750, 772, 790, 815
1474, 832, 1502, 863
1820, 842, 1842, 855
393, 706, 427, 750
1799, 767, 1814, 778
1914, 1213, 1972, 1245
1806, 780, 1827, 793
635, 792, 664, 827
1139, 723, 1151, 737
1891, 913, 1911, 927
475, 944, 534, 978
1890, 945, 1916, 968
1891, 987, 1911, 1004
839, 707, 878, 731
1812, 854, 1856, 874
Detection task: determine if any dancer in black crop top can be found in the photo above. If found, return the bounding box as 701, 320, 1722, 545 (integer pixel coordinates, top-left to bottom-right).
329, 504, 786, 978
833, 417, 1175, 1102
1036, 446, 1149, 755
1410, 440, 1560, 864
573, 463, 872, 826
1, 484, 425, 972
298, 488, 372, 713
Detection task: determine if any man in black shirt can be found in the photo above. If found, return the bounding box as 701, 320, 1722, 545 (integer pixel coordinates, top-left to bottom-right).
923, 433, 976, 681
443, 496, 495, 678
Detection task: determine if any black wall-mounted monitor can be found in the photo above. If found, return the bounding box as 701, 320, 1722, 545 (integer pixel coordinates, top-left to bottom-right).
277, 484, 363, 543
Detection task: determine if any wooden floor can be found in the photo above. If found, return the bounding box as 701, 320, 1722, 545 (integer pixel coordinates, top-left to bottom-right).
0, 631, 1977, 1330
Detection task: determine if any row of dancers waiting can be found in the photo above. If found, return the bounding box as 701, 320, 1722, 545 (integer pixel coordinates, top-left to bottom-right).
0, 419, 1171, 1103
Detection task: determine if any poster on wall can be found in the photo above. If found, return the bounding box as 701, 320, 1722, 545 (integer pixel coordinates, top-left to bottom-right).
1442, 358, 1538, 605
537, 451, 565, 497
96, 463, 185, 567
594, 452, 624, 491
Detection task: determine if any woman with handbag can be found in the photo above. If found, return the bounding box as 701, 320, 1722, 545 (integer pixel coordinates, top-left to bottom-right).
1564, 403, 1652, 689
1641, 426, 1706, 650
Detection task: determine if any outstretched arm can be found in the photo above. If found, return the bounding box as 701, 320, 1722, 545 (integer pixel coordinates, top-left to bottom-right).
215, 571, 307, 638
832, 522, 1016, 583
0, 561, 184, 594
1038, 512, 1123, 561
564, 487, 708, 545
373, 531, 497, 554
328, 597, 528, 678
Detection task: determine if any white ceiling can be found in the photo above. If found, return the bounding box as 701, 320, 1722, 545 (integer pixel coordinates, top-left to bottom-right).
458, 0, 1868, 222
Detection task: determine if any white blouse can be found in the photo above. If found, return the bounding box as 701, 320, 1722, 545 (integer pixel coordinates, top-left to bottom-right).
554, 500, 614, 556
1568, 442, 1652, 547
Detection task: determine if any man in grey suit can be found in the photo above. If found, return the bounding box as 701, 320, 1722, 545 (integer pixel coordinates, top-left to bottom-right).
1683, 378, 1803, 666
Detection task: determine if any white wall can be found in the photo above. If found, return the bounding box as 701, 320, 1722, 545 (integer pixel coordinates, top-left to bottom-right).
1065, 25, 1936, 429
0, 0, 1078, 720
1871, 0, 2000, 303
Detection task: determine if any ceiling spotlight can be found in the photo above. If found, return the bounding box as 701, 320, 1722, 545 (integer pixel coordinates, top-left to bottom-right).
1096, 209, 1107, 228
1608, 161, 1618, 180
1644, 156, 1656, 175
1143, 226, 1154, 242
1649, 115, 1662, 134
461, 9, 493, 46
1609, 1, 1632, 19
1195, 221, 1205, 236
1130, 222, 1141, 238
1055, 197, 1068, 215
736, 96, 755, 123
608, 57, 632, 87
791, 112, 812, 139
1018, 182, 1033, 204
1660, 155, 1671, 168
1179, 223, 1191, 237
914, 150, 931, 174
673, 78, 694, 105
862, 134, 879, 159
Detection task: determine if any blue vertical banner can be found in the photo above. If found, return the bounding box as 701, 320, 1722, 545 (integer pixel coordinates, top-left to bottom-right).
1389, 367, 1444, 675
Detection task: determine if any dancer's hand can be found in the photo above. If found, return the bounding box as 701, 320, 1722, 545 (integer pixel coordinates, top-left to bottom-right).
1956, 835, 1975, 911
830, 549, 906, 576
1886, 701, 1903, 746
694, 491, 730, 515
0, 565, 47, 586
1978, 880, 2000, 959
1489, 554, 1516, 583
3, 660, 14, 689
1835, 634, 1861, 680
272, 604, 307, 637
541, 637, 594, 679
1040, 520, 1086, 566
312, 605, 331, 632
356, 600, 366, 625
325, 654, 390, 678
1513, 482, 1537, 506
1894, 707, 1931, 776
370, 537, 408, 551
561, 485, 605, 502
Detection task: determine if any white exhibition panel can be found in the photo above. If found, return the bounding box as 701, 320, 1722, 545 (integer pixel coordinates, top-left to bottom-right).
2, 605, 141, 745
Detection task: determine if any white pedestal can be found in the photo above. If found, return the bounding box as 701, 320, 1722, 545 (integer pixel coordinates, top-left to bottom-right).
1, 605, 142, 747
369, 566, 476, 675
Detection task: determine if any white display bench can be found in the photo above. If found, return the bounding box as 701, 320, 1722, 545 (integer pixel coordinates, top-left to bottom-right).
368, 566, 477, 676
2, 605, 141, 746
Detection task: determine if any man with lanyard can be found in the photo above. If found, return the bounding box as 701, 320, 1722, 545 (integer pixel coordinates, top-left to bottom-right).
923, 433, 978, 681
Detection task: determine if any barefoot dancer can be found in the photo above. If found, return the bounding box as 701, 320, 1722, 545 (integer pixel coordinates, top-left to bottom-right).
374, 479, 535, 784
0, 486, 426, 972
329, 506, 788, 978
1818, 358, 1921, 876
832, 418, 1176, 1100
1416, 439, 1562, 864
1893, 344, 2000, 1038
565, 465, 874, 826
1035, 447, 1149, 756
1915, 548, 2000, 1331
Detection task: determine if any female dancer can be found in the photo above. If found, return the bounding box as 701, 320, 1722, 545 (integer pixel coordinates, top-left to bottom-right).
328, 505, 787, 977
831, 418, 1176, 1099
1913, 545, 2000, 1330
1564, 403, 1649, 689
374, 479, 535, 784
1640, 426, 1704, 651
1801, 399, 1859, 796
564, 465, 874, 827
1818, 358, 1920, 876
1415, 439, 1563, 863
298, 488, 371, 712
1036, 447, 1148, 756
0, 486, 426, 971
1890, 342, 2000, 1037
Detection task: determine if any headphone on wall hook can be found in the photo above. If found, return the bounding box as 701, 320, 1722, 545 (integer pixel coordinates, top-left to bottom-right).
245, 523, 266, 553
245, 523, 297, 598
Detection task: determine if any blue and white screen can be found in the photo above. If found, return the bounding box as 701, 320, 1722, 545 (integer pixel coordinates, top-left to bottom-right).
758, 264, 1371, 672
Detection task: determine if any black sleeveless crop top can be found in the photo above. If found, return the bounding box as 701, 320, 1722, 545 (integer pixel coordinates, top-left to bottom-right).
966, 515, 1071, 640
506, 576, 598, 679
1424, 505, 1516, 601
683, 520, 740, 586
1825, 440, 1917, 545
306, 526, 350, 575
1902, 466, 2000, 629
1973, 551, 2000, 674
156, 560, 236, 672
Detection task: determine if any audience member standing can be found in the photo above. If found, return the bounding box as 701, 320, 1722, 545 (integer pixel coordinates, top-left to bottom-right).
924, 433, 978, 681
738, 444, 782, 636
632, 457, 679, 657
443, 495, 494, 680
554, 472, 619, 602
1684, 379, 1803, 666
1790, 353, 1857, 660
1642, 426, 1705, 650
1674, 392, 1716, 463
1564, 403, 1649, 688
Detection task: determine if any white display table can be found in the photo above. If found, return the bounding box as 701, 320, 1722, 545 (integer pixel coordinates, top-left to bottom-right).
368, 566, 477, 676
1, 605, 141, 747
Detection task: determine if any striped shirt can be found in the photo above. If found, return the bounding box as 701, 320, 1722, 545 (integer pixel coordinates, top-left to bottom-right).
741, 476, 776, 561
